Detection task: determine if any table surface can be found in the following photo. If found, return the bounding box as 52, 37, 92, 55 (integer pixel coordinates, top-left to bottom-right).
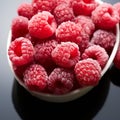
0, 0, 120, 120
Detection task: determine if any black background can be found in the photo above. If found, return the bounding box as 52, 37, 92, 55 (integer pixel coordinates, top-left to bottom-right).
0, 0, 120, 120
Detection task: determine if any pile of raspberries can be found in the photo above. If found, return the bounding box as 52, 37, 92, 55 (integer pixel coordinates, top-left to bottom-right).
8, 0, 120, 95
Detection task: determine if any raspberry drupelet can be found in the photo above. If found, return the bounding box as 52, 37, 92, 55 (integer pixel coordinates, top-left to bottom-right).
48, 67, 75, 95
24, 64, 48, 92
74, 58, 101, 87
8, 37, 34, 66
28, 11, 57, 39
51, 42, 80, 68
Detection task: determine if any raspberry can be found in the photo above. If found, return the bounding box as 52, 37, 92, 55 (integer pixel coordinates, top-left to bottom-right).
8, 37, 34, 66
32, 0, 57, 13
51, 42, 80, 68
73, 15, 95, 35
48, 68, 74, 95
24, 64, 48, 92
34, 39, 58, 68
91, 3, 119, 30
82, 45, 109, 68
114, 45, 120, 69
71, 0, 99, 16
56, 21, 89, 51
53, 3, 75, 24
11, 16, 29, 39
17, 2, 34, 19
113, 2, 120, 21
91, 29, 116, 54
28, 11, 57, 39
74, 58, 101, 87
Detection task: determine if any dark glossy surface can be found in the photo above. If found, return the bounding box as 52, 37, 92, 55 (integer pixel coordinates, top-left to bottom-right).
0, 0, 120, 120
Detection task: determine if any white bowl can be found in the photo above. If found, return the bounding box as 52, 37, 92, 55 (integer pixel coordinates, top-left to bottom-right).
7, 23, 120, 103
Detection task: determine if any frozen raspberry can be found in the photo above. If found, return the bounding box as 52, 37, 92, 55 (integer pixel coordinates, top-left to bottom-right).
91, 29, 116, 54
53, 3, 75, 24
8, 37, 34, 66
82, 45, 109, 68
24, 64, 48, 92
34, 39, 58, 68
71, 0, 99, 16
32, 0, 57, 13
56, 0, 71, 5
74, 58, 101, 87
73, 15, 95, 35
56, 21, 90, 51
113, 2, 120, 21
113, 45, 120, 69
51, 42, 80, 68
48, 68, 74, 95
17, 2, 34, 20
11, 16, 29, 39
28, 11, 57, 39
91, 3, 119, 30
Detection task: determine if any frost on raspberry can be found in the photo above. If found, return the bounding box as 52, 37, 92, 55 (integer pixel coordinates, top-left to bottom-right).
91, 29, 116, 54
71, 0, 99, 16
53, 3, 75, 24
91, 3, 119, 30
17, 2, 34, 20
24, 64, 48, 92
82, 45, 109, 68
11, 16, 29, 40
48, 68, 75, 95
51, 42, 80, 68
8, 37, 34, 66
34, 39, 58, 68
28, 11, 57, 39
32, 0, 57, 13
74, 58, 101, 87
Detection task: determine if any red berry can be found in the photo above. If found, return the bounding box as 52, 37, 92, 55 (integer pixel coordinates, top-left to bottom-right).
48, 68, 74, 95
91, 29, 116, 54
74, 58, 101, 87
91, 3, 119, 30
28, 11, 57, 39
71, 0, 99, 16
32, 0, 57, 13
114, 45, 120, 69
51, 42, 80, 68
53, 3, 75, 24
34, 39, 58, 68
24, 64, 48, 92
11, 16, 29, 39
8, 37, 34, 66
82, 45, 109, 68
17, 2, 34, 19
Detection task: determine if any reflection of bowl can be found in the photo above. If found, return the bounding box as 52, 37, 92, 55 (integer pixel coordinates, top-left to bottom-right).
7, 23, 119, 103
12, 71, 110, 120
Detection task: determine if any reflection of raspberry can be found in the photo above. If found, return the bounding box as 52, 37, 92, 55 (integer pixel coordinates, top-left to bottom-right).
71, 0, 99, 16
91, 3, 119, 30
34, 39, 58, 68
114, 45, 120, 69
53, 3, 75, 24
74, 58, 101, 87
32, 0, 57, 13
82, 45, 109, 68
24, 64, 48, 92
51, 42, 80, 68
28, 11, 57, 39
8, 37, 34, 66
11, 16, 28, 39
73, 15, 95, 35
48, 68, 74, 95
17, 2, 34, 19
91, 29, 116, 54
